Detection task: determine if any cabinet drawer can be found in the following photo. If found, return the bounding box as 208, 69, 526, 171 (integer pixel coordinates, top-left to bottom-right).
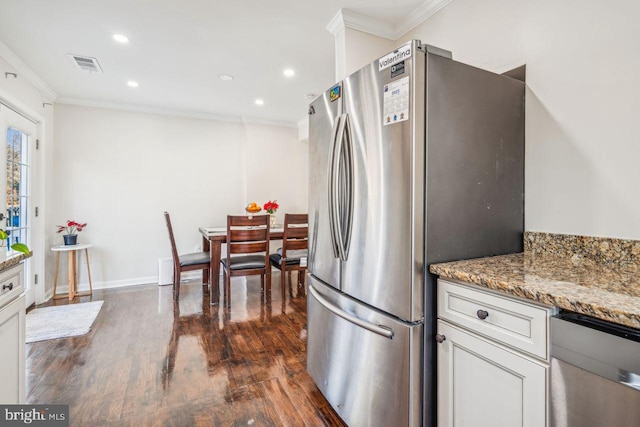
437, 279, 552, 360
0, 264, 23, 309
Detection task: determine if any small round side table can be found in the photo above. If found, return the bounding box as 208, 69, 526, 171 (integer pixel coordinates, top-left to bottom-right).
51, 243, 94, 300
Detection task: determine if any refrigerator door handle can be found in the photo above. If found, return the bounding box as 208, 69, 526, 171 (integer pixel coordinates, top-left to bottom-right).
308, 284, 394, 339
327, 115, 342, 258
341, 113, 354, 259
333, 114, 348, 261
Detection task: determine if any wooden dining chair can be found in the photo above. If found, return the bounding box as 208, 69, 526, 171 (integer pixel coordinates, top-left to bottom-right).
221, 214, 271, 308
164, 212, 211, 301
269, 213, 308, 303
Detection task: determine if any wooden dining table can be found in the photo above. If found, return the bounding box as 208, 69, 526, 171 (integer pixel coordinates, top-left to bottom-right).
199, 225, 284, 305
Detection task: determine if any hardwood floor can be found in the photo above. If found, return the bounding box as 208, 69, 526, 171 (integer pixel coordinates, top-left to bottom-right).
26, 274, 346, 426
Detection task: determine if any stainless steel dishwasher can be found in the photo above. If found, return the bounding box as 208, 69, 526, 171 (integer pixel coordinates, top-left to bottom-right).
550, 310, 640, 427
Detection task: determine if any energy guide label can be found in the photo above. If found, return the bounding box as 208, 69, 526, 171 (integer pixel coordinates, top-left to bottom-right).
383, 76, 409, 126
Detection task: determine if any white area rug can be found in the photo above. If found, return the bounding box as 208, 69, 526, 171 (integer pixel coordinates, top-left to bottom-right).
26, 301, 104, 343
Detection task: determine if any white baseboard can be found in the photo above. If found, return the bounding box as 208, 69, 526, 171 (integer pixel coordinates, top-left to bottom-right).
43, 272, 210, 301
89, 276, 159, 290
87, 272, 205, 290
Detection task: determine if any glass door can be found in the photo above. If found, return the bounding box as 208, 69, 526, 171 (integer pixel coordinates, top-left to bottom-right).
1, 104, 36, 307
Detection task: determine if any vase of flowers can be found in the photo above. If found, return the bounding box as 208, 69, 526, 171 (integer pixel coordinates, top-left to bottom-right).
57, 220, 87, 245
263, 200, 279, 228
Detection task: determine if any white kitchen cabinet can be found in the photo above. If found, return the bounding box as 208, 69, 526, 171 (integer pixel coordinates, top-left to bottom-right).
436, 279, 554, 427
0, 263, 26, 404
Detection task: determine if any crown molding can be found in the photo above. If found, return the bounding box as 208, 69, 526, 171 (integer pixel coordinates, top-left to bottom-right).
0, 40, 57, 100
327, 0, 454, 41
55, 97, 297, 128
326, 10, 345, 35
395, 0, 454, 38
327, 9, 396, 40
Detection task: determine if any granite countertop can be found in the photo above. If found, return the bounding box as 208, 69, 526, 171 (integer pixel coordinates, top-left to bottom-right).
430, 250, 640, 329
0, 252, 31, 272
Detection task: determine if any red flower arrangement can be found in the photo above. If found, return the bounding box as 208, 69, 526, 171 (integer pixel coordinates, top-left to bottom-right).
56, 220, 87, 235
263, 200, 279, 214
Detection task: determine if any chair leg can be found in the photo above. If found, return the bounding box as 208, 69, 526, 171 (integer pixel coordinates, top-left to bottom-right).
222, 269, 226, 305
224, 269, 231, 308
173, 267, 181, 301
172, 266, 177, 293
266, 267, 272, 303
301, 269, 307, 297
203, 268, 209, 290
298, 270, 304, 286
281, 266, 286, 303
288, 271, 293, 297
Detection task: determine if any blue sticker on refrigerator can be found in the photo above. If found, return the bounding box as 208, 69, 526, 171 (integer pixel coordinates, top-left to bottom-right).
330, 85, 341, 102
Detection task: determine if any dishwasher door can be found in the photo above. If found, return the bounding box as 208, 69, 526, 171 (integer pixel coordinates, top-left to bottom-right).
550, 313, 640, 427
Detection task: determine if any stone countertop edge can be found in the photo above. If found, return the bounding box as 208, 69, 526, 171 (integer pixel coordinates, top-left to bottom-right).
0, 252, 32, 272
429, 252, 640, 329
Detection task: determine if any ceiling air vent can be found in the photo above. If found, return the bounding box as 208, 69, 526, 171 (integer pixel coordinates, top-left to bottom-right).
69, 54, 103, 73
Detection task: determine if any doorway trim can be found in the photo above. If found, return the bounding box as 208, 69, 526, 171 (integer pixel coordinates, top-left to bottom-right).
0, 89, 48, 305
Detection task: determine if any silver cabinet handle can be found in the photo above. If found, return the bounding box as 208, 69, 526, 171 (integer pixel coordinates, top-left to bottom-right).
435, 334, 446, 344
309, 284, 394, 339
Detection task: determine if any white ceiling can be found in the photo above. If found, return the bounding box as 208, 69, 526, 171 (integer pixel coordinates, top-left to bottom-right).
0, 0, 438, 126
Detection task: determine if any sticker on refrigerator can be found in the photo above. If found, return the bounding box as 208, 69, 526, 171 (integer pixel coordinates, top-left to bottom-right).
378, 42, 412, 71
383, 76, 409, 126
330, 85, 341, 102
390, 61, 405, 78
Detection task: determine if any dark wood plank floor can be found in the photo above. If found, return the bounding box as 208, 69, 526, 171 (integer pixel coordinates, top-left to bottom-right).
26, 274, 346, 426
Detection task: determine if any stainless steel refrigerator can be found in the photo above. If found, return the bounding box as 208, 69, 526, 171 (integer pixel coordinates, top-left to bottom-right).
307, 40, 525, 426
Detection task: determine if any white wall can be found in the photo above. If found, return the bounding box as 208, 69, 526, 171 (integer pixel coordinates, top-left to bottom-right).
244, 122, 309, 224
402, 0, 640, 240
402, 0, 524, 73
342, 28, 396, 79
53, 104, 307, 288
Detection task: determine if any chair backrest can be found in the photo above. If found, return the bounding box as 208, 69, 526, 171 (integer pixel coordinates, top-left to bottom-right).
226, 214, 270, 259
164, 211, 180, 265
282, 213, 308, 258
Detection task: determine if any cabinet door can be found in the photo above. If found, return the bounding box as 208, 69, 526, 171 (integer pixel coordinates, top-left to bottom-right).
437, 320, 546, 427
0, 294, 26, 403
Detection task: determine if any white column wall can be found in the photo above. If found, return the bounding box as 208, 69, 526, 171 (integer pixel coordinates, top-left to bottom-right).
334, 26, 347, 82
343, 28, 396, 78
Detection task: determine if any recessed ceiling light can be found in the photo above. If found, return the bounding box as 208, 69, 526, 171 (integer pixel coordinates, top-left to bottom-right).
254, 99, 264, 106
127, 81, 139, 88
113, 34, 130, 44
219, 74, 234, 81
283, 69, 295, 77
